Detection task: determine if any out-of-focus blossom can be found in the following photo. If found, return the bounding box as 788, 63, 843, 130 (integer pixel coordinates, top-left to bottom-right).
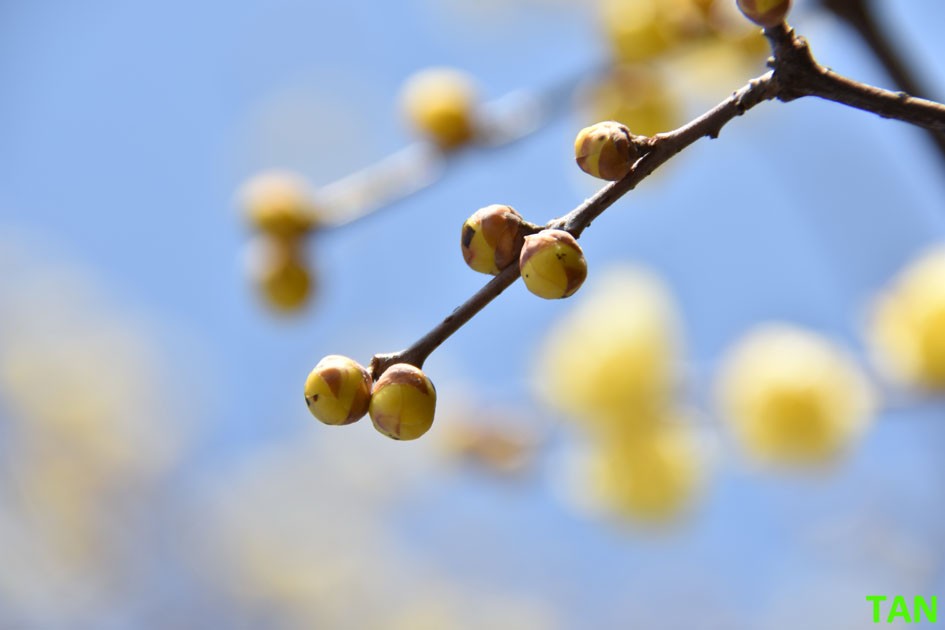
717, 324, 875, 466
244, 233, 315, 313
238, 169, 320, 237
580, 65, 683, 137
438, 416, 540, 477
584, 0, 767, 137
534, 265, 681, 433
558, 419, 704, 524
400, 67, 480, 151
868, 246, 945, 392
0, 229, 189, 625
598, 0, 706, 64
197, 430, 556, 629
535, 266, 706, 524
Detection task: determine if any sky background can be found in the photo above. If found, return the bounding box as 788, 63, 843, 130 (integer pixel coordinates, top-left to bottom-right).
2, 0, 945, 628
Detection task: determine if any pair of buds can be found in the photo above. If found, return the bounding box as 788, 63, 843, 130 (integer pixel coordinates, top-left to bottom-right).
462, 205, 589, 300
304, 356, 437, 441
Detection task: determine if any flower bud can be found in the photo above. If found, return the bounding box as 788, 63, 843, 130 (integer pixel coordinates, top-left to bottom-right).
574, 121, 640, 181
239, 170, 318, 238
519, 230, 588, 299
304, 355, 373, 426
400, 68, 477, 150
461, 204, 526, 275
245, 235, 313, 313
370, 364, 437, 440
736, 0, 791, 28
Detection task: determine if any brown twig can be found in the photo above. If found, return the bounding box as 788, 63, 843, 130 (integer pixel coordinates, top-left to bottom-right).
316, 68, 602, 231
368, 22, 945, 381
369, 73, 781, 379
820, 0, 945, 159
765, 23, 945, 132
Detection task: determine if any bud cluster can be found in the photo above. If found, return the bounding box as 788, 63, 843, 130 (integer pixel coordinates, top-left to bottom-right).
240, 171, 320, 313
305, 357, 437, 441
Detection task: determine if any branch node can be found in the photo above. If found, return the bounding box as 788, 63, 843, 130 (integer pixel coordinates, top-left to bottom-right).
370, 350, 424, 381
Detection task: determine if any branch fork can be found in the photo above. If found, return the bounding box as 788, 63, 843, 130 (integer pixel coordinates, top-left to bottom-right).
366, 22, 945, 382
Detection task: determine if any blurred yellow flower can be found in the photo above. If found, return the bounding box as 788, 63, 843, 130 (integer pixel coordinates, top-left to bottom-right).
439, 421, 538, 476
534, 265, 681, 433
669, 28, 768, 101
580, 65, 682, 137
869, 246, 945, 391
200, 432, 555, 628
238, 169, 319, 237
244, 233, 315, 313
717, 324, 875, 466
598, 0, 705, 64
0, 230, 190, 621
586, 422, 702, 523
593, 0, 768, 126
400, 67, 479, 150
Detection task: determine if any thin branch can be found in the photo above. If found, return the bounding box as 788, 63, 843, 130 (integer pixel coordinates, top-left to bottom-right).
369, 73, 781, 379
368, 22, 945, 381
554, 73, 780, 238
766, 23, 945, 132
820, 0, 945, 160
370, 263, 523, 379
316, 68, 601, 231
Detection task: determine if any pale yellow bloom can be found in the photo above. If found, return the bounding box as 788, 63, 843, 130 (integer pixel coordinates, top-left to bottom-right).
534, 265, 680, 433
400, 67, 478, 150
239, 169, 318, 237
581, 65, 682, 137
718, 324, 875, 466
598, 0, 704, 64
869, 246, 945, 391
244, 233, 314, 312
586, 422, 702, 522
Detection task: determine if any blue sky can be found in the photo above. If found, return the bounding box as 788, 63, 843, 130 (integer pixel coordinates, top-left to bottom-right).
2, 1, 945, 627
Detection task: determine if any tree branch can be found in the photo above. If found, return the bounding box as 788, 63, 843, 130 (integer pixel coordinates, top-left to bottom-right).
368, 22, 945, 381
820, 0, 945, 160
765, 23, 945, 133
369, 73, 781, 379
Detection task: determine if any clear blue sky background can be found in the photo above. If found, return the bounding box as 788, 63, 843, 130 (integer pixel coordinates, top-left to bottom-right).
2, 1, 945, 627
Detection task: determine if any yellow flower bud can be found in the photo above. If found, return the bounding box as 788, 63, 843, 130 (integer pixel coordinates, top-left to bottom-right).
717, 324, 874, 466
574, 121, 640, 181
400, 68, 478, 150
370, 364, 437, 441
304, 355, 373, 426
239, 170, 318, 238
736, 0, 791, 28
869, 246, 945, 391
519, 230, 588, 300
245, 235, 313, 313
460, 204, 526, 275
